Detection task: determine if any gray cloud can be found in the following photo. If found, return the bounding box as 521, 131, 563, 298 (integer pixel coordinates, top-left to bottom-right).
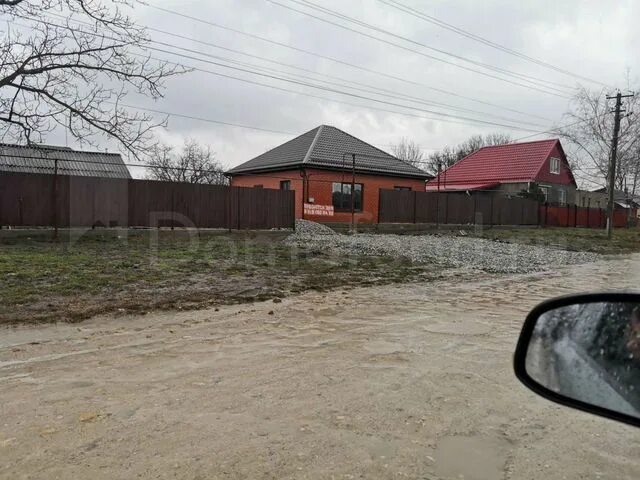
45, 0, 639, 183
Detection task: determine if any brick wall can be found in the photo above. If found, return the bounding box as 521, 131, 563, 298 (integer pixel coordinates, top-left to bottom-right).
230, 168, 426, 224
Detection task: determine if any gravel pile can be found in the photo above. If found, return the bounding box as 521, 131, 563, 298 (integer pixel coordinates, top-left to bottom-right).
285, 230, 599, 274
294, 219, 337, 236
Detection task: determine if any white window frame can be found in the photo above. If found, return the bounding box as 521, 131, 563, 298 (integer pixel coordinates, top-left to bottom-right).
539, 185, 550, 202
558, 189, 567, 206
550, 157, 561, 174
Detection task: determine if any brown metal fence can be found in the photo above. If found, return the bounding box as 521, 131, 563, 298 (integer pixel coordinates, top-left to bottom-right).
0, 172, 295, 229
379, 190, 540, 226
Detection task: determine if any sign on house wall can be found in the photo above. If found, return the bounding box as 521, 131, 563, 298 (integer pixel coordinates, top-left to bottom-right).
304, 203, 334, 216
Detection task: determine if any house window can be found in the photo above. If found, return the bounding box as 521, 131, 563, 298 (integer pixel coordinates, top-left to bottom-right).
550, 157, 561, 174
394, 186, 412, 191
280, 180, 291, 190
539, 185, 550, 202
558, 189, 567, 206
332, 182, 363, 212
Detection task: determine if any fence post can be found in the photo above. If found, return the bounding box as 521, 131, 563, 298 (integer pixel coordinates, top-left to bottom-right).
412, 191, 417, 224
445, 194, 449, 225
227, 187, 231, 232
237, 187, 241, 230
52, 157, 58, 240
170, 186, 175, 231
473, 193, 477, 226
489, 195, 494, 228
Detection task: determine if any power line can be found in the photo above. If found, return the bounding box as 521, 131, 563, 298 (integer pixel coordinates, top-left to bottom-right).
142, 46, 551, 132
376, 0, 610, 88
38, 10, 556, 124
145, 41, 547, 129
135, 1, 556, 121
264, 0, 573, 98
290, 0, 578, 94
132, 23, 551, 126
11, 15, 552, 132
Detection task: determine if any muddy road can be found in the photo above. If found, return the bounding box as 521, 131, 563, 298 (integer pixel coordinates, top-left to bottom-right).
2, 256, 640, 479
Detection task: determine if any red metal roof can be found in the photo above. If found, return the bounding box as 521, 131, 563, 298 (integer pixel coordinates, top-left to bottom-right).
425, 139, 563, 191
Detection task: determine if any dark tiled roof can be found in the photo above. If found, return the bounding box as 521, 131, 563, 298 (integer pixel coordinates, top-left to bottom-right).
0, 143, 131, 179
227, 125, 430, 179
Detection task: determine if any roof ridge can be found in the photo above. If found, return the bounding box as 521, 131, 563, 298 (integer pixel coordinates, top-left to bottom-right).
486, 138, 559, 149
303, 125, 324, 164
314, 125, 427, 175
321, 125, 395, 158
0, 142, 122, 156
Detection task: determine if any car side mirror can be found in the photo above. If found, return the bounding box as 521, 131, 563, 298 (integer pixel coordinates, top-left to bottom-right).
514, 293, 640, 428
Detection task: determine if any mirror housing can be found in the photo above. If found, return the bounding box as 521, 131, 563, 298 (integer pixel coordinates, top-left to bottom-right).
514, 293, 640, 428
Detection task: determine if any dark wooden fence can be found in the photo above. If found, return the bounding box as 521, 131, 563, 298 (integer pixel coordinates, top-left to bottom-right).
379, 190, 636, 228
0, 172, 295, 229
379, 191, 539, 226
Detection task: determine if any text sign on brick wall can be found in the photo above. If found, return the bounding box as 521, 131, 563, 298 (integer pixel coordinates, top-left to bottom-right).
304, 203, 334, 216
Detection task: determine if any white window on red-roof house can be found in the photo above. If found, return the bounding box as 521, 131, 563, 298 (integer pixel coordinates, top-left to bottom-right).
550, 157, 561, 174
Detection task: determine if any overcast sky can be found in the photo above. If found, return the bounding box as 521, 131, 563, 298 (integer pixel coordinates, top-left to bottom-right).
48, 0, 640, 181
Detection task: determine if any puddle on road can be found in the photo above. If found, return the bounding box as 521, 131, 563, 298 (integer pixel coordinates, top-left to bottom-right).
433, 434, 509, 480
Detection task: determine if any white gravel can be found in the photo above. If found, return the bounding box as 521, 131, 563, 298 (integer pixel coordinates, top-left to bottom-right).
287, 223, 599, 274
294, 219, 337, 235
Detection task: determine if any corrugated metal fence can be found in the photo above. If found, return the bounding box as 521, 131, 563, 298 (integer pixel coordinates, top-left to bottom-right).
0, 172, 295, 229
379, 190, 635, 228
379, 191, 539, 226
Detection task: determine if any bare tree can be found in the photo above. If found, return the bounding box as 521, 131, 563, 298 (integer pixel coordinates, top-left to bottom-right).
555, 87, 640, 193
425, 132, 512, 175
390, 137, 425, 167
0, 0, 186, 158
147, 139, 227, 185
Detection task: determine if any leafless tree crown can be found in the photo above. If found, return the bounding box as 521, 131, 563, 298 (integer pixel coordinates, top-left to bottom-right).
0, 0, 186, 158
390, 137, 425, 168
146, 139, 227, 185
425, 132, 512, 175
555, 87, 640, 194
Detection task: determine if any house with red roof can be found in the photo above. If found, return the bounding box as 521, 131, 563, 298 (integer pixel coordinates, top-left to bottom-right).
425, 139, 577, 205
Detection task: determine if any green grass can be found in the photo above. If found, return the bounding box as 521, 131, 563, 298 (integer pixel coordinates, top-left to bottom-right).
0, 229, 437, 324
469, 227, 640, 255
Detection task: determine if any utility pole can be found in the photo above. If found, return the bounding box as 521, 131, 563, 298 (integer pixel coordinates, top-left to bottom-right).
350, 153, 356, 233
605, 91, 634, 238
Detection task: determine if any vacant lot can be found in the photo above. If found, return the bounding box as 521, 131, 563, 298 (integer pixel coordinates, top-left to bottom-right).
1, 254, 639, 479
0, 229, 436, 324
3, 224, 634, 325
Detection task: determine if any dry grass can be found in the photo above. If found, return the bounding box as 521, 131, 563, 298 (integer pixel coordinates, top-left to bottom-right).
0, 229, 437, 324
469, 227, 640, 254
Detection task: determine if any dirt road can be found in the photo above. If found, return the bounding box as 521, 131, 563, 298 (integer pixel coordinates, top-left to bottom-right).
2, 255, 640, 479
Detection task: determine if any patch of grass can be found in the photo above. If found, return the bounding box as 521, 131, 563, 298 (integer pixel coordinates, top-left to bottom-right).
0, 229, 437, 324
468, 227, 640, 254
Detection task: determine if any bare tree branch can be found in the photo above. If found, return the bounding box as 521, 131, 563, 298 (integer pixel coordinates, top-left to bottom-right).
555, 87, 640, 194
146, 139, 228, 185
424, 132, 511, 175
390, 137, 425, 168
0, 0, 188, 158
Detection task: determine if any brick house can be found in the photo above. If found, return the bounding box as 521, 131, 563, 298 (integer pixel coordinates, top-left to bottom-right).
226, 125, 431, 224
425, 139, 577, 205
